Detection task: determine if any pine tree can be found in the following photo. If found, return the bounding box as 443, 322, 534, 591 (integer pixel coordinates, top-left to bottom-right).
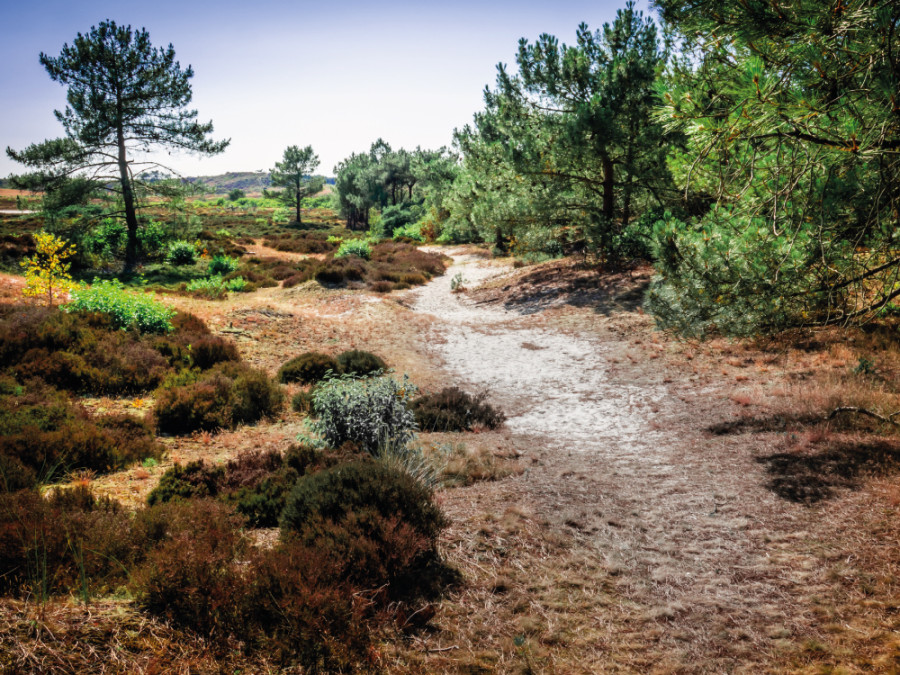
648, 0, 900, 335
266, 145, 324, 225
6, 20, 228, 273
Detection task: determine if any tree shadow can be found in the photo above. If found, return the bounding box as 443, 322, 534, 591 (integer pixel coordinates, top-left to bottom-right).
756, 439, 900, 504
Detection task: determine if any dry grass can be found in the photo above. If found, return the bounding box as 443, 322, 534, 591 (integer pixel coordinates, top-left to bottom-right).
0, 599, 286, 674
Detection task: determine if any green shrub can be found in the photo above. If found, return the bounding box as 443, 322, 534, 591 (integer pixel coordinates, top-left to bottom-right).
189, 335, 240, 370
411, 387, 506, 432
208, 254, 239, 275
167, 240, 198, 266
309, 375, 417, 455
138, 220, 167, 257
186, 275, 249, 298
278, 352, 339, 384
147, 461, 224, 506
335, 350, 386, 377
0, 384, 164, 490
154, 363, 283, 435
291, 389, 315, 414
335, 239, 371, 260
66, 280, 175, 333
280, 461, 447, 594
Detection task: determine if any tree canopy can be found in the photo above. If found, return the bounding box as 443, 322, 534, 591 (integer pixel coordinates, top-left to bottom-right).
6, 20, 228, 272
265, 145, 324, 225
446, 2, 671, 260
646, 0, 900, 335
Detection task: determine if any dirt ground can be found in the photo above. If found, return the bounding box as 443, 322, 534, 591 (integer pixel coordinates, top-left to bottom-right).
4, 248, 899, 673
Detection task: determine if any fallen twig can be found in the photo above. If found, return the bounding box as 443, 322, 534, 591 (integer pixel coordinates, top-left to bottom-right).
827, 406, 900, 426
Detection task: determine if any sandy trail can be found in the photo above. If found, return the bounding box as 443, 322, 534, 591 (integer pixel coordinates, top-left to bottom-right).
404, 249, 821, 672
411, 253, 670, 447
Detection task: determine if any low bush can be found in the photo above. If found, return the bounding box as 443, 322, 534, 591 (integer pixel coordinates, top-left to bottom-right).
0, 306, 179, 394
335, 239, 371, 260
278, 352, 339, 384
336, 349, 386, 377
291, 389, 314, 414
315, 256, 367, 285
146, 461, 224, 505
154, 363, 283, 435
207, 254, 240, 275
189, 335, 240, 370
147, 449, 309, 528
0, 384, 164, 490
310, 375, 418, 455
66, 280, 175, 334
167, 240, 198, 266
411, 387, 506, 432
0, 486, 129, 598
280, 460, 447, 595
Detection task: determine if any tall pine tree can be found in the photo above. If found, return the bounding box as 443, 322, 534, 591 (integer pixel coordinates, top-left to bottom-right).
7, 20, 229, 273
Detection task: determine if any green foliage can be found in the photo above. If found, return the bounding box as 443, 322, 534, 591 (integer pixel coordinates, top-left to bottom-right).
166, 240, 198, 266
334, 239, 371, 260
266, 145, 324, 225
207, 253, 239, 275
650, 0, 900, 334
335, 350, 386, 377
308, 374, 418, 455
278, 352, 340, 384
227, 188, 245, 201
66, 279, 175, 334
185, 274, 247, 298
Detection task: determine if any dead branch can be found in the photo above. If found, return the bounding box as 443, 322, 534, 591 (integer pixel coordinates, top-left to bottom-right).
827, 406, 900, 426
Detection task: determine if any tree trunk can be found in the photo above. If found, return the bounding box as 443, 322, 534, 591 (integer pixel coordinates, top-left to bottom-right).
118, 126, 140, 274
295, 187, 302, 225
601, 153, 615, 222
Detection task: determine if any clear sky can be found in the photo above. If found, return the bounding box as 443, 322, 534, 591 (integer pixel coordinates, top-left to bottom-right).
1, 0, 654, 179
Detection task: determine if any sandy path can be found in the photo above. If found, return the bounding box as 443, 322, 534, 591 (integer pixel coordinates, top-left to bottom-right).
403, 249, 826, 672
411, 253, 670, 446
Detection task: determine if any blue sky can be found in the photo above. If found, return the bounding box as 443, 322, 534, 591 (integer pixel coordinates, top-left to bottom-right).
1, 0, 654, 178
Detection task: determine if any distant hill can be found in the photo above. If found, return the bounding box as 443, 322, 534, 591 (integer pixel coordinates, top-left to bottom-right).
185, 171, 272, 194
181, 172, 336, 195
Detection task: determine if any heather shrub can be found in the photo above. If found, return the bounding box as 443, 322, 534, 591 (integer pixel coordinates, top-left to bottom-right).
0, 385, 163, 489
278, 352, 339, 384
336, 349, 386, 377
146, 461, 224, 505
228, 466, 300, 527
411, 387, 506, 432
0, 305, 174, 394
189, 335, 240, 370
66, 280, 175, 334
244, 543, 371, 670
154, 363, 282, 434
291, 389, 315, 414
153, 374, 232, 434
309, 374, 418, 455
230, 365, 284, 424
0, 486, 130, 597
280, 460, 447, 594
133, 499, 248, 635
